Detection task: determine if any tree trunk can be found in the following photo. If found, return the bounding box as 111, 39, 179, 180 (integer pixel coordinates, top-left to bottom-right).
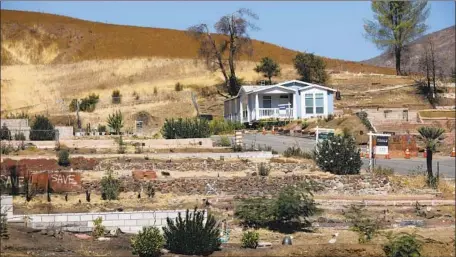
395, 47, 402, 76
268, 76, 272, 85
426, 147, 433, 181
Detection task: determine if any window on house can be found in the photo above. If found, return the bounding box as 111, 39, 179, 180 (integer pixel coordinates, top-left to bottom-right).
315, 93, 324, 114
263, 95, 272, 108
305, 94, 313, 114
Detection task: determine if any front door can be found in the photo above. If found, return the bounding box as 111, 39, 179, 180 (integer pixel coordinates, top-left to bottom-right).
279, 95, 289, 106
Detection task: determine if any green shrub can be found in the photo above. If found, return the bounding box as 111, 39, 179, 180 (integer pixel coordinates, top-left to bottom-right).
1, 144, 13, 155
314, 134, 362, 175
57, 149, 70, 166
283, 146, 313, 159
235, 182, 318, 229
29, 115, 55, 141
131, 227, 164, 257
258, 163, 270, 176
0, 124, 11, 140
98, 124, 107, 133
163, 208, 221, 255
107, 110, 124, 135
273, 184, 317, 227
161, 118, 211, 139
209, 118, 244, 135
241, 231, 259, 249
383, 232, 422, 257
146, 182, 155, 198
100, 170, 120, 200
14, 132, 26, 141
174, 82, 184, 92
112, 90, 121, 104
92, 217, 105, 238
153, 87, 158, 95
235, 198, 274, 227
356, 111, 375, 131
219, 136, 231, 147
344, 205, 381, 243
69, 94, 100, 112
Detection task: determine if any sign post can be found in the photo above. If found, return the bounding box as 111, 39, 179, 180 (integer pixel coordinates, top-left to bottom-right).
367, 132, 391, 172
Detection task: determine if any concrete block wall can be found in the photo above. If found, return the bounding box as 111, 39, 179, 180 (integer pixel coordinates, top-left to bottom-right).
15, 209, 207, 234
55, 126, 74, 140
0, 195, 13, 219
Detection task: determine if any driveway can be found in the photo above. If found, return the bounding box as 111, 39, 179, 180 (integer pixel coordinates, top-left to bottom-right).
213, 133, 456, 178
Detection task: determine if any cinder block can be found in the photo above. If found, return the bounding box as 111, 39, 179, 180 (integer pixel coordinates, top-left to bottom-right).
87, 221, 94, 228
118, 214, 131, 220
124, 220, 136, 226
154, 212, 169, 220
105, 214, 119, 220
80, 215, 93, 221
130, 213, 143, 219
31, 216, 42, 222
68, 215, 81, 222
142, 212, 158, 219
136, 219, 150, 226
55, 216, 68, 222
78, 227, 92, 233
41, 216, 55, 223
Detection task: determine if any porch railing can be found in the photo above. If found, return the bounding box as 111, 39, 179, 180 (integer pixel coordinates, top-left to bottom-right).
258, 108, 293, 119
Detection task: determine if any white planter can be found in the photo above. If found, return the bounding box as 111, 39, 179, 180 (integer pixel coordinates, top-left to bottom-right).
101, 132, 106, 136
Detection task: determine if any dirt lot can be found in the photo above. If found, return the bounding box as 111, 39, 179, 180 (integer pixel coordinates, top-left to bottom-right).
1, 224, 454, 257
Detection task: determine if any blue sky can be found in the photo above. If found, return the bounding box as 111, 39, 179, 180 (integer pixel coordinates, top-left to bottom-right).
2, 1, 455, 61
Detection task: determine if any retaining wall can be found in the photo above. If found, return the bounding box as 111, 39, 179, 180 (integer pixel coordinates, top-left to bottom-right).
6, 138, 213, 149
1, 194, 206, 234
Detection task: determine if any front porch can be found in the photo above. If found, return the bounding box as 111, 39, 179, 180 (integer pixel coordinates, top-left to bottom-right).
224, 92, 297, 123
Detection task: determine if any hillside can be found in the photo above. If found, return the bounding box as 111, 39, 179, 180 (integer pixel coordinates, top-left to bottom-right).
0, 9, 395, 74
362, 26, 455, 75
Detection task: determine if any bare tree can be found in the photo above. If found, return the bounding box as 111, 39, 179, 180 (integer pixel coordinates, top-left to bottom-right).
188, 8, 259, 97
419, 38, 438, 98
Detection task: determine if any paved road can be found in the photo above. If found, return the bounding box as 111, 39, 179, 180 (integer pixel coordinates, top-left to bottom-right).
217, 133, 456, 178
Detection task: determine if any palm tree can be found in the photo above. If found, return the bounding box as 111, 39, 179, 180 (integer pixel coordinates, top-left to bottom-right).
107, 110, 124, 135
417, 126, 445, 186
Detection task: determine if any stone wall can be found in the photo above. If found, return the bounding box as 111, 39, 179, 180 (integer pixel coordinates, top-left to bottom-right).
55, 126, 74, 140
81, 174, 391, 196
0, 195, 13, 219
6, 138, 213, 149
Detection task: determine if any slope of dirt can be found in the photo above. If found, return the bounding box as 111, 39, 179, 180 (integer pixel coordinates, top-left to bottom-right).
0, 9, 395, 75
362, 26, 455, 75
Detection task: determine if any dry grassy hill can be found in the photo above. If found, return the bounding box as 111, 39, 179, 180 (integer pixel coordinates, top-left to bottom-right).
3, 10, 429, 135
1, 9, 396, 74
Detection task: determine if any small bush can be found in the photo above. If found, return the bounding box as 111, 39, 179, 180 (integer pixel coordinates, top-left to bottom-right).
219, 136, 231, 147
14, 133, 26, 141
107, 110, 124, 135
29, 115, 55, 141
344, 205, 381, 243
283, 146, 313, 159
209, 118, 244, 135
314, 134, 362, 175
1, 144, 14, 155
258, 163, 270, 176
324, 114, 334, 122
98, 124, 107, 133
273, 184, 317, 227
241, 231, 259, 249
112, 90, 121, 104
161, 118, 211, 139
153, 87, 158, 95
146, 182, 155, 198
163, 208, 221, 255
383, 232, 422, 257
131, 227, 164, 257
133, 91, 140, 100
0, 124, 11, 140
69, 94, 100, 112
92, 217, 105, 238
235, 198, 274, 227
57, 149, 70, 166
100, 169, 120, 200
174, 82, 184, 91
373, 166, 394, 176
356, 111, 375, 131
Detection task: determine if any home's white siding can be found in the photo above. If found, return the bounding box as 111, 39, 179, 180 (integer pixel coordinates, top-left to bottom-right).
300, 87, 329, 118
